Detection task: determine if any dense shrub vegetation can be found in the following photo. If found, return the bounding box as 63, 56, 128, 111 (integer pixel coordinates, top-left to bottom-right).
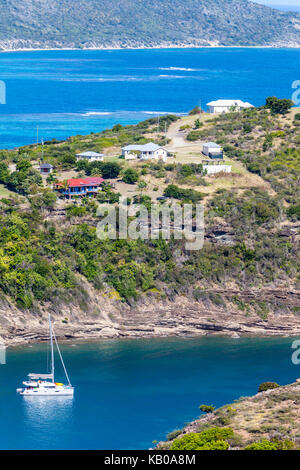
170, 427, 233, 450
258, 382, 280, 392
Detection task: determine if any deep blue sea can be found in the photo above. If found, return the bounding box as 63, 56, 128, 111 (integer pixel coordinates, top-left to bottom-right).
0, 337, 299, 450
0, 48, 299, 148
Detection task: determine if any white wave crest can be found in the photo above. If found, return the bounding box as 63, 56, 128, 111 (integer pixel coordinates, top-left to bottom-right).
81, 111, 112, 116
159, 67, 198, 71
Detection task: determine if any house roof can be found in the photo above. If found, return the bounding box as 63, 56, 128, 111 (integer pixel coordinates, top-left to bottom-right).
39, 163, 53, 168
56, 177, 104, 188
84, 177, 104, 184
206, 99, 254, 108
122, 142, 164, 152
203, 142, 221, 148
76, 151, 104, 157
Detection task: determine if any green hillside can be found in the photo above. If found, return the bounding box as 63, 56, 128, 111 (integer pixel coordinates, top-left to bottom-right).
0, 101, 298, 316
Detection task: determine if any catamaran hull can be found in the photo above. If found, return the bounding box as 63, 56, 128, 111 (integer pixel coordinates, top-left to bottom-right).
17, 388, 74, 396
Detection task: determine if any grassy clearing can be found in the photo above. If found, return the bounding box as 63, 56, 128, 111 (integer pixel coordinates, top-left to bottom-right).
0, 183, 17, 198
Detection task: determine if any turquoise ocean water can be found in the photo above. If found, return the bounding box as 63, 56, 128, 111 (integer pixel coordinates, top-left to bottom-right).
0, 48, 299, 148
0, 337, 299, 450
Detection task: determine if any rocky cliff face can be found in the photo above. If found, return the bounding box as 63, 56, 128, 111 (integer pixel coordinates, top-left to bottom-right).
1, 283, 300, 346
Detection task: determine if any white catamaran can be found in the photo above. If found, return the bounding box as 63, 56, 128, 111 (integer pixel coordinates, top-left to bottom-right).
17, 315, 74, 397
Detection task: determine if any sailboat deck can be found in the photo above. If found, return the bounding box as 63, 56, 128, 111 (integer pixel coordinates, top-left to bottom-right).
28, 373, 53, 380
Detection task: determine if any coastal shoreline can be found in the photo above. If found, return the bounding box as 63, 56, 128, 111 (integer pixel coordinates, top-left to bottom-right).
1, 289, 300, 347
1, 44, 300, 54
3, 326, 300, 349
4, 330, 300, 350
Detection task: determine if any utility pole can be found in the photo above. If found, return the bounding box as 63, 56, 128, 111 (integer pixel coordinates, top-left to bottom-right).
41, 139, 44, 161
37, 126, 39, 145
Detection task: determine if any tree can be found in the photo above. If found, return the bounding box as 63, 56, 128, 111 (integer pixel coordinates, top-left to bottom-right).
62, 154, 76, 167
16, 160, 32, 172
265, 96, 293, 115
180, 164, 194, 177
244, 440, 278, 450
101, 162, 121, 179
123, 168, 139, 184
164, 184, 204, 202
194, 119, 202, 129
7, 167, 43, 195
46, 173, 56, 184
0, 162, 9, 183
170, 428, 233, 450
76, 160, 89, 172
41, 190, 57, 210
30, 190, 57, 210
199, 404, 215, 413
189, 106, 201, 116
112, 123, 122, 132
258, 382, 279, 392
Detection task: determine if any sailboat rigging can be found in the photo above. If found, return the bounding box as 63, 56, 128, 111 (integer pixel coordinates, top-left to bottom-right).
17, 315, 74, 396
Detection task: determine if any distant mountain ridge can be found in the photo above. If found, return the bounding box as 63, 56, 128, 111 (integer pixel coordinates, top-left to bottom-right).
0, 0, 299, 50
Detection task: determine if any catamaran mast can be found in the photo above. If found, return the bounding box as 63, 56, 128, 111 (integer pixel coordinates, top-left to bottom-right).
49, 314, 55, 382
48, 314, 72, 386
53, 332, 72, 386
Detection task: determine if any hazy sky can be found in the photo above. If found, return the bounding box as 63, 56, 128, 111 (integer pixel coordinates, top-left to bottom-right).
254, 0, 300, 5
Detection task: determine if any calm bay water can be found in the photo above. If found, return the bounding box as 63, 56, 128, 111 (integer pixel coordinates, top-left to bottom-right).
0, 337, 299, 450
0, 48, 299, 148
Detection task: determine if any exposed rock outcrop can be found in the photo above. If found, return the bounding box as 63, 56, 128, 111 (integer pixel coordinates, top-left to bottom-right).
1, 286, 299, 346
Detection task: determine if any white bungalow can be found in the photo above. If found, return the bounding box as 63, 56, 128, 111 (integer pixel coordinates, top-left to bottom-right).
76, 151, 104, 162
122, 143, 168, 162
206, 99, 254, 114
202, 142, 222, 157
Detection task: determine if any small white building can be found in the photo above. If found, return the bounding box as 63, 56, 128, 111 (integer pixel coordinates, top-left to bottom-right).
206, 99, 254, 114
202, 142, 222, 157
122, 143, 168, 162
38, 163, 53, 174
76, 151, 104, 162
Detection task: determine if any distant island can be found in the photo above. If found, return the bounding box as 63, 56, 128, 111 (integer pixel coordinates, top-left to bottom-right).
0, 0, 300, 51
